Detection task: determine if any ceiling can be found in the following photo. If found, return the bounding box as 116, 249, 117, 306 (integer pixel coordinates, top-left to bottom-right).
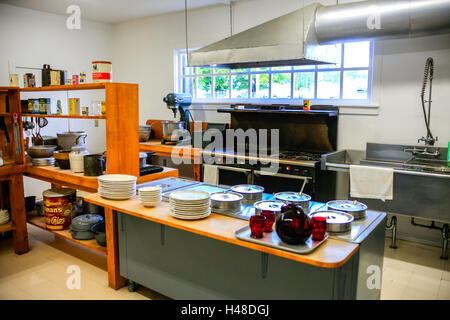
0, 0, 244, 24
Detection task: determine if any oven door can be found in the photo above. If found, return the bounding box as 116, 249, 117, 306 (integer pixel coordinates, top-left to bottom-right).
254, 170, 314, 195
216, 165, 253, 186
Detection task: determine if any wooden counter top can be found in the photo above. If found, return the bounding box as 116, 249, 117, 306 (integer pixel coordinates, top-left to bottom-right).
140, 139, 202, 159
84, 193, 359, 269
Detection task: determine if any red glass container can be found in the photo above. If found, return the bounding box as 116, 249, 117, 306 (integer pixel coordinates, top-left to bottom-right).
261, 210, 276, 232
311, 216, 327, 241
275, 204, 312, 245
249, 215, 266, 239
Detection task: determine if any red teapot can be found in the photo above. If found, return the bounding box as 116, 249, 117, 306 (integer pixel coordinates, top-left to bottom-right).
275, 203, 312, 245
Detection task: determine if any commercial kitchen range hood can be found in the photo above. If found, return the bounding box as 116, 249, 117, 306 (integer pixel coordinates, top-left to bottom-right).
188, 0, 450, 69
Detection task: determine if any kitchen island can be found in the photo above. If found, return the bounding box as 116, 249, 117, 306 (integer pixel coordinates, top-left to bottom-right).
85, 191, 386, 299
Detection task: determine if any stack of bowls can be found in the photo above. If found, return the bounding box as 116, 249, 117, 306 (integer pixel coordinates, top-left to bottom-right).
0, 209, 10, 225
139, 125, 152, 142
138, 186, 161, 207
31, 157, 55, 166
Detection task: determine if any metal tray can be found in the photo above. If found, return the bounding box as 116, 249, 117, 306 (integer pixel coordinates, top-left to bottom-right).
234, 226, 328, 255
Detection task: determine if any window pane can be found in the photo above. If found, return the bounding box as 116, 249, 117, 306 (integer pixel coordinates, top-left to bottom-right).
251, 74, 269, 99
197, 76, 212, 98
271, 73, 291, 99
317, 44, 342, 69
272, 66, 292, 71
232, 69, 249, 73
197, 67, 212, 75
251, 67, 269, 72
343, 70, 368, 99
181, 77, 194, 96
181, 54, 194, 75
293, 72, 314, 99
214, 76, 229, 98
214, 68, 229, 74
344, 41, 370, 68
317, 71, 340, 99
294, 65, 315, 70
231, 75, 249, 98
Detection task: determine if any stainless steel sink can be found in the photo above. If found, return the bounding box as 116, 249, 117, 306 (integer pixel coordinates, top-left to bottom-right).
320, 142, 450, 223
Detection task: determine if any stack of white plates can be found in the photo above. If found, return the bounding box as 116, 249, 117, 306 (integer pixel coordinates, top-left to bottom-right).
98, 174, 137, 200
139, 186, 161, 207
0, 209, 10, 225
169, 191, 211, 220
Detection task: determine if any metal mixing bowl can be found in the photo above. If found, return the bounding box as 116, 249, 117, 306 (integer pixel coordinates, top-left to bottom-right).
27, 145, 58, 158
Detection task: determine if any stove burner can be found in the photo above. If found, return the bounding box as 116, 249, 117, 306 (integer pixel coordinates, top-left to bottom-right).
278, 151, 322, 162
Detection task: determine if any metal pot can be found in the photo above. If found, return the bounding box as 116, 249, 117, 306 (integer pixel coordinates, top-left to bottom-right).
274, 192, 311, 213
162, 121, 185, 141
83, 154, 105, 176
57, 131, 87, 150
139, 130, 151, 142
70, 214, 104, 232
91, 221, 106, 247
230, 184, 264, 205
254, 200, 285, 215
327, 200, 367, 220
27, 145, 57, 158
210, 191, 243, 214
310, 210, 354, 233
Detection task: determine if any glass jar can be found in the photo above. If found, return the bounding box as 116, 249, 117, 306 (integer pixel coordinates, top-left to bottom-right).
69, 146, 89, 173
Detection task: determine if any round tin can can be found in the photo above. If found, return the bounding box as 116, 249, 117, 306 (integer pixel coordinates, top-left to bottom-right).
274, 192, 311, 213
253, 200, 285, 215
326, 200, 367, 220
43, 188, 77, 230
92, 61, 112, 83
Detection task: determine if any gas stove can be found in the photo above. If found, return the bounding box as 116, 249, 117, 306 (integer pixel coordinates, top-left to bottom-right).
278, 150, 323, 162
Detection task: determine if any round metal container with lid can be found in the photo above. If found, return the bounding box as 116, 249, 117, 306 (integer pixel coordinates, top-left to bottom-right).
254, 200, 285, 215
274, 192, 311, 213
230, 184, 264, 205
43, 188, 77, 230
210, 191, 243, 214
310, 210, 354, 233
327, 200, 367, 220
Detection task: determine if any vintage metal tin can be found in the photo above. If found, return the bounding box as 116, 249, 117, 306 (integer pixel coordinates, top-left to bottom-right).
230, 184, 264, 205
72, 75, 79, 85
274, 192, 311, 213
39, 98, 50, 114
43, 188, 77, 230
310, 210, 354, 233
79, 72, 86, 84
254, 200, 285, 215
210, 191, 243, 214
92, 61, 112, 83
327, 200, 367, 220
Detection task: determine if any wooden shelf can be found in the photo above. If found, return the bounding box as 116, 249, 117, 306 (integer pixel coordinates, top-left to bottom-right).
24, 165, 99, 193
0, 164, 25, 178
27, 215, 107, 255
22, 113, 106, 120
0, 221, 15, 233
24, 164, 179, 192
0, 112, 13, 117
19, 82, 135, 92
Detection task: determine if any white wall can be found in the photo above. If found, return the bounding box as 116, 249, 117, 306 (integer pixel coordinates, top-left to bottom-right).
112, 0, 450, 247
0, 3, 113, 198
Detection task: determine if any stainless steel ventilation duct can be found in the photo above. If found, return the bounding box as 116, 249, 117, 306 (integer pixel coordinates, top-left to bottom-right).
312, 0, 450, 44
189, 0, 450, 69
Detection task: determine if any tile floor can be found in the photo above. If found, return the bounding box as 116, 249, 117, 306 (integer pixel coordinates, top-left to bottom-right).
0, 224, 449, 300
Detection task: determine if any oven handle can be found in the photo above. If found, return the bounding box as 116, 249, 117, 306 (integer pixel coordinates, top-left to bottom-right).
254, 170, 312, 180
215, 165, 252, 173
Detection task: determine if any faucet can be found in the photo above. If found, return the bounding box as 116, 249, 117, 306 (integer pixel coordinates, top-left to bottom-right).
418, 57, 437, 146
404, 147, 440, 158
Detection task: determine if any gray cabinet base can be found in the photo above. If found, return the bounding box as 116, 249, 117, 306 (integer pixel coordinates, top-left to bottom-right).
118, 213, 384, 299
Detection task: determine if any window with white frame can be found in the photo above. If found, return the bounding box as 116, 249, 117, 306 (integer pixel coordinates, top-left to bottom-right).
175, 41, 373, 104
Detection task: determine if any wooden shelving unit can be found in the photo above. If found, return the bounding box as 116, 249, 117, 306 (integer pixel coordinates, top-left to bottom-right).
0, 87, 28, 254
14, 82, 179, 288
27, 215, 106, 255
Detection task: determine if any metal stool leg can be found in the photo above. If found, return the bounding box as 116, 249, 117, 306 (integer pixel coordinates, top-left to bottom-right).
386, 216, 398, 249
440, 224, 449, 260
